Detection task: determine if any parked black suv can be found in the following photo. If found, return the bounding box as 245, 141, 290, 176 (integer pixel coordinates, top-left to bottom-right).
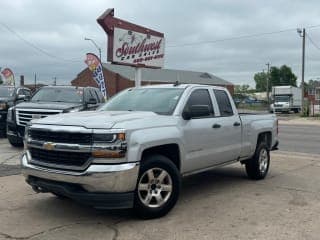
0, 86, 31, 137
7, 85, 105, 147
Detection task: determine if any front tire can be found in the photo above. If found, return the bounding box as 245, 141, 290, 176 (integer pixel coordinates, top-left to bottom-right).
0, 127, 6, 138
7, 135, 24, 147
245, 142, 270, 180
134, 154, 181, 219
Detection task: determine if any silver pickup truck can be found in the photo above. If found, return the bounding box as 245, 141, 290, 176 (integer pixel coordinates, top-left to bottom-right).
22, 84, 279, 219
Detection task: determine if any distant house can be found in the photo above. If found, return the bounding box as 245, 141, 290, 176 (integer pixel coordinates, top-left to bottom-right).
71, 63, 234, 97
306, 81, 320, 115
307, 83, 320, 103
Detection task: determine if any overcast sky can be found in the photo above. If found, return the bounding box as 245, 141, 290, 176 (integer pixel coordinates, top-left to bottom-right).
1, 0, 320, 87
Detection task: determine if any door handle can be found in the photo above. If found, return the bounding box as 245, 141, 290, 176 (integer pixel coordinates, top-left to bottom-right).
233, 122, 241, 127
212, 123, 221, 129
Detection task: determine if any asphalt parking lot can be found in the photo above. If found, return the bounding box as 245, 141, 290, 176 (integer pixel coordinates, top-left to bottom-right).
1, 121, 320, 240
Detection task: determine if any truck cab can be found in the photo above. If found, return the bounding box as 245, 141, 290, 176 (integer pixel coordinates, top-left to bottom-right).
270, 86, 302, 113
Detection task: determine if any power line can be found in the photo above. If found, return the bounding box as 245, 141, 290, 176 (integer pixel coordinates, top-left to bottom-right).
167, 24, 320, 48
306, 32, 320, 51
0, 22, 82, 63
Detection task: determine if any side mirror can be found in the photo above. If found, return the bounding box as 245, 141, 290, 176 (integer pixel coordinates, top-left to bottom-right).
182, 105, 211, 120
87, 98, 97, 105
17, 94, 26, 100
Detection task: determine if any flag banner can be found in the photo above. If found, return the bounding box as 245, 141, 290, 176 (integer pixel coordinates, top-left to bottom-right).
84, 53, 107, 98
1, 68, 15, 86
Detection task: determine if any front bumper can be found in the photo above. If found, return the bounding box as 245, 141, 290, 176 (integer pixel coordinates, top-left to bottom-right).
26, 176, 135, 209
273, 107, 290, 112
21, 153, 140, 208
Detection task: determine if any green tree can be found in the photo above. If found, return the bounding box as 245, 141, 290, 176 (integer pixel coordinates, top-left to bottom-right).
235, 84, 250, 94
0, 75, 3, 85
270, 65, 297, 87
254, 65, 297, 92
254, 71, 268, 92
305, 79, 320, 95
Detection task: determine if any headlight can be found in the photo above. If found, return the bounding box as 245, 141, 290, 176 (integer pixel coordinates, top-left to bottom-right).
93, 133, 125, 143
7, 107, 13, 121
0, 103, 7, 110
92, 130, 126, 159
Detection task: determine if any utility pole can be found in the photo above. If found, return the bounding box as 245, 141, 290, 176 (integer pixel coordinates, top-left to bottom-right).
53, 77, 57, 86
266, 62, 270, 105
34, 73, 37, 90
297, 28, 306, 114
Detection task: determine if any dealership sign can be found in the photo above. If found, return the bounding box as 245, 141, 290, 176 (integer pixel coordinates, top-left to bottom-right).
113, 28, 164, 67
97, 9, 165, 68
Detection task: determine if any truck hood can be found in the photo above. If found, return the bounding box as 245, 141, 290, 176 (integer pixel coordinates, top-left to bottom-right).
31, 111, 173, 129
15, 101, 83, 111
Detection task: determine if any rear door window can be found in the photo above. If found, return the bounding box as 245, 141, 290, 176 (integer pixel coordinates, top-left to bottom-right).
213, 89, 234, 117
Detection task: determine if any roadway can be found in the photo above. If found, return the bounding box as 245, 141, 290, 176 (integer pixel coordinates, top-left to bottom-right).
278, 124, 320, 154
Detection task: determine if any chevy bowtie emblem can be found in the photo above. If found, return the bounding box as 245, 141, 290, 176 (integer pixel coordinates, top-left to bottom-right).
43, 142, 55, 151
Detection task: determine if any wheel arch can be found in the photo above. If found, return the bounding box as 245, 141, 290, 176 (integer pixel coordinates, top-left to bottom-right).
257, 131, 272, 150
141, 143, 181, 171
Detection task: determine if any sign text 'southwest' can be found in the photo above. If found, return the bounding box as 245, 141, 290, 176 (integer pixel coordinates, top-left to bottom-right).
113, 28, 165, 68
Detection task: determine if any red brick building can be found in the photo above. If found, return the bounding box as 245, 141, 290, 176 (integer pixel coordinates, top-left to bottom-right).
71, 63, 234, 97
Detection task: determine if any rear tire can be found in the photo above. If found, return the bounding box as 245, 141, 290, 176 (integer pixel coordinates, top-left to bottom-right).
245, 142, 270, 180
7, 135, 24, 147
134, 154, 181, 219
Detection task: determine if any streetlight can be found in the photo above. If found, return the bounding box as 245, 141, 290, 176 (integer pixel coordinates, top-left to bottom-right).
84, 37, 102, 61
297, 28, 305, 114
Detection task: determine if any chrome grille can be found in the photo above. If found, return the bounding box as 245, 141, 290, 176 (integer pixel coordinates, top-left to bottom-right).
274, 104, 283, 107
29, 148, 91, 171
16, 109, 62, 126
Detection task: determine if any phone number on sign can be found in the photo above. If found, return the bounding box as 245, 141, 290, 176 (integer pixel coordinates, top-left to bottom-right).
133, 54, 164, 64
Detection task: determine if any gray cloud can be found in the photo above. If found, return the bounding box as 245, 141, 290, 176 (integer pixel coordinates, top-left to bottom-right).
1, 0, 320, 87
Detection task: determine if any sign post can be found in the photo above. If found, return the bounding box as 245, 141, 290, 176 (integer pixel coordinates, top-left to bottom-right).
97, 8, 165, 86
134, 68, 142, 87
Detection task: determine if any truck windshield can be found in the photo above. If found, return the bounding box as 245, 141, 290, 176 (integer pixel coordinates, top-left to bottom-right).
0, 87, 14, 97
31, 88, 84, 103
100, 88, 185, 115
275, 96, 290, 102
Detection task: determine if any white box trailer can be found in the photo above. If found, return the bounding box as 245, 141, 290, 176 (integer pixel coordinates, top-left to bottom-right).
271, 86, 302, 113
